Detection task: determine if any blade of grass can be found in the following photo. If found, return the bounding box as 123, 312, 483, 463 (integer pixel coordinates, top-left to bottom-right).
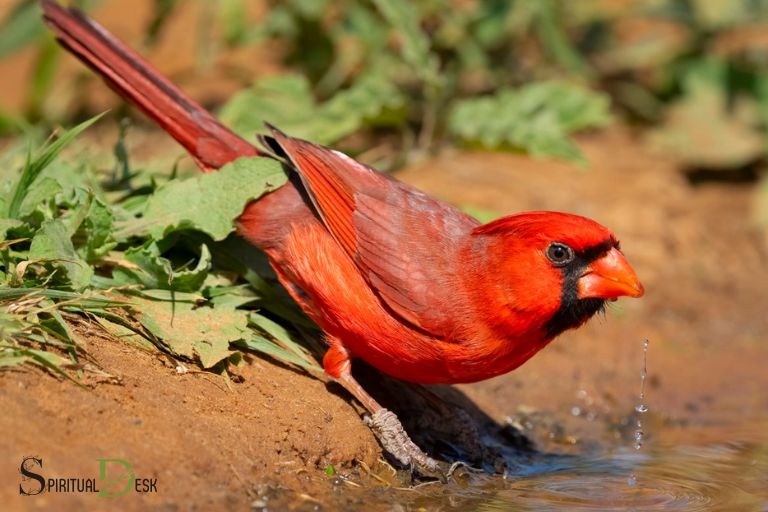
0, 287, 129, 307
7, 114, 104, 219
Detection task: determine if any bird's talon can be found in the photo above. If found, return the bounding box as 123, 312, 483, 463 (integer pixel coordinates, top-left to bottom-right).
365, 408, 444, 478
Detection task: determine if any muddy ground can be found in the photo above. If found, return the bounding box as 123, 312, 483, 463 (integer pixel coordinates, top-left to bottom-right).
2, 124, 767, 511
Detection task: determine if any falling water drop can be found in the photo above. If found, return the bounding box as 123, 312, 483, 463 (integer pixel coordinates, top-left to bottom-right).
629, 339, 650, 484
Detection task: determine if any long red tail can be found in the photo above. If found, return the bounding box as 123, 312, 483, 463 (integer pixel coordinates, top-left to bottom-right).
40, 0, 259, 171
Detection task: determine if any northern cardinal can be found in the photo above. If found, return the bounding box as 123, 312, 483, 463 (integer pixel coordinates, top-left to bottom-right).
41, 0, 643, 475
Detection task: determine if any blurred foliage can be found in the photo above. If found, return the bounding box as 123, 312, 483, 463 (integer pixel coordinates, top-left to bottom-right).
0, 1, 768, 159
225, 0, 613, 162
207, 0, 768, 171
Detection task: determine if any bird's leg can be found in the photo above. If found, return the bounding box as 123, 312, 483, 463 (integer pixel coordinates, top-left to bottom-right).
323, 343, 445, 478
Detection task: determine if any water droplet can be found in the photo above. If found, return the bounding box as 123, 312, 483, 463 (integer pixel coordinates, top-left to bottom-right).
627, 474, 637, 486
630, 340, 650, 455
571, 406, 581, 416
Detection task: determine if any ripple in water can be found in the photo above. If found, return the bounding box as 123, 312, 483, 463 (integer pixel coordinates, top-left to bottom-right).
461, 440, 768, 512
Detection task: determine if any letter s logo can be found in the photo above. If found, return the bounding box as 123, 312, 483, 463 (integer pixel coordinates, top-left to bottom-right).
19, 456, 45, 496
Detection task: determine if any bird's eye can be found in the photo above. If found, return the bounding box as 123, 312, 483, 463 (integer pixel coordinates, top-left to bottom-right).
546, 243, 575, 267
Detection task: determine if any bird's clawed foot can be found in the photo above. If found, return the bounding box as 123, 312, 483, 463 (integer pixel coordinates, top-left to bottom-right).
364, 408, 459, 481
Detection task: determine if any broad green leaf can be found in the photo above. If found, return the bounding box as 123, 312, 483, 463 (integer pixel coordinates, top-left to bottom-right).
28, 219, 93, 290
80, 197, 117, 262
113, 241, 212, 293
137, 298, 248, 368
116, 156, 286, 241
94, 316, 155, 351
18, 176, 61, 218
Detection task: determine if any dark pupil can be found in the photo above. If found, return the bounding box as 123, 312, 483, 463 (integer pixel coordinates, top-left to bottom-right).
547, 243, 573, 265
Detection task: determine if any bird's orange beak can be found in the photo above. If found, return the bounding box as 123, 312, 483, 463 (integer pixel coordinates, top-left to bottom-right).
577, 247, 644, 299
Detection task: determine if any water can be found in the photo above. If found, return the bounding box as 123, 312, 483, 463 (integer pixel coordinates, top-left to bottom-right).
378, 422, 768, 511
306, 419, 767, 512
629, 339, 650, 486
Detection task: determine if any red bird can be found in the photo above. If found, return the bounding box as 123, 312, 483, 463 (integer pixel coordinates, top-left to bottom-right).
42, 1, 643, 474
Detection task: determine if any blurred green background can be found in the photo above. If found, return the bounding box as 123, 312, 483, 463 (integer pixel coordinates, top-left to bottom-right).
1, 0, 767, 167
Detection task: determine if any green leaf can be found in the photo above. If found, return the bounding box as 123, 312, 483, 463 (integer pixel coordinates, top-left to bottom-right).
0, 219, 23, 239
448, 81, 612, 163
137, 298, 248, 368
0, 343, 71, 379
80, 197, 117, 262
113, 241, 212, 293
248, 312, 317, 369
17, 176, 61, 218
116, 156, 286, 241
93, 316, 155, 351
234, 335, 318, 371
28, 219, 93, 290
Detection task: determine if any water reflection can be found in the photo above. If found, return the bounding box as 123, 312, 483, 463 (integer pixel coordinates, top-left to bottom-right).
388, 422, 768, 511
450, 443, 768, 511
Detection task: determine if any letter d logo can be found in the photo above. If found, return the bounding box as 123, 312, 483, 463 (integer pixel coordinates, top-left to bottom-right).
97, 459, 135, 498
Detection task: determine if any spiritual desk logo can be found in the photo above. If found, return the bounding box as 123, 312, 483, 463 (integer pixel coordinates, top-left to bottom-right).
19, 456, 157, 498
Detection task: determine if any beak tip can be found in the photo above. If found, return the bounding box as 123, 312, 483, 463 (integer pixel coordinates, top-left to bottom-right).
577, 247, 645, 300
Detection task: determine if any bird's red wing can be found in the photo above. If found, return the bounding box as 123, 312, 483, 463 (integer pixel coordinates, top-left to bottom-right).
267, 128, 479, 337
